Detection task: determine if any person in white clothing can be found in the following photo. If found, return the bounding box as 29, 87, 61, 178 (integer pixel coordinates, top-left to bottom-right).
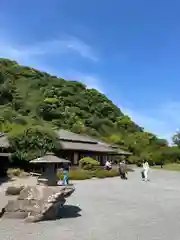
142, 161, 149, 181
105, 160, 112, 171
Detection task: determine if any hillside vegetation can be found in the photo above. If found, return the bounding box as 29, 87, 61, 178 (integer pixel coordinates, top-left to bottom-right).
0, 58, 180, 165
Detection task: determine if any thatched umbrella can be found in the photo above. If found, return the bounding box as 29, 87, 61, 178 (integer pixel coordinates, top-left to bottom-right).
30, 152, 70, 186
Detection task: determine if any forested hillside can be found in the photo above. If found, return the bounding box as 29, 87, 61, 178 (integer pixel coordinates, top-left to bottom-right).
0, 58, 180, 165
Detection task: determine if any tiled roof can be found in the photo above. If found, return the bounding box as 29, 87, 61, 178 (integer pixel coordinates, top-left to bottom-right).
56, 129, 97, 143
60, 140, 116, 153
96, 141, 132, 155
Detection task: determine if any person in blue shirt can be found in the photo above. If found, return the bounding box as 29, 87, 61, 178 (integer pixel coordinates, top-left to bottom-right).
62, 163, 70, 185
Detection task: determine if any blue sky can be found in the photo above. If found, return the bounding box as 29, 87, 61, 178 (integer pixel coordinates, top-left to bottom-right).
0, 0, 180, 142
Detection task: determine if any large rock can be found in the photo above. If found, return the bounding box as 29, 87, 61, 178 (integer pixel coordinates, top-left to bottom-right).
2, 185, 75, 222
5, 185, 24, 196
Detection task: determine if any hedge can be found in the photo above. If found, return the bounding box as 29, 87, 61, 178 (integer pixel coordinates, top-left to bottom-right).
79, 157, 100, 170
57, 168, 119, 181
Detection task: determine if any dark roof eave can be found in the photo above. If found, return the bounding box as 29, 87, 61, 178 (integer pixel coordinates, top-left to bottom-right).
61, 146, 116, 153
113, 153, 132, 156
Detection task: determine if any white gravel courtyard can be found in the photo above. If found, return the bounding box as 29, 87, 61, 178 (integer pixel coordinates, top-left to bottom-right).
1, 169, 180, 240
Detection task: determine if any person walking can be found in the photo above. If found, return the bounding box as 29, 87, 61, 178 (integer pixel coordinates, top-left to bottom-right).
142, 161, 149, 182
119, 160, 127, 180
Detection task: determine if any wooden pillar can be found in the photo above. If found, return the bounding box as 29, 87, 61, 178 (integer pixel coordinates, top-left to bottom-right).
102, 156, 106, 165
99, 156, 103, 166
74, 152, 79, 165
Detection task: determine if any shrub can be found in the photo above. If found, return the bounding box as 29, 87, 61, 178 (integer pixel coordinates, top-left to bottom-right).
136, 161, 142, 167
128, 155, 140, 165
57, 169, 92, 180
69, 170, 92, 180
7, 168, 23, 177
57, 168, 120, 181
79, 157, 100, 170
5, 185, 24, 195
94, 169, 119, 179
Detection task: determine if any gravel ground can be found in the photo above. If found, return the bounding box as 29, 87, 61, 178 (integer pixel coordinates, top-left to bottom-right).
1, 169, 180, 240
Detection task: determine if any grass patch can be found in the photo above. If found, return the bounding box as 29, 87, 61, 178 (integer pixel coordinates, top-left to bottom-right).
153, 163, 180, 171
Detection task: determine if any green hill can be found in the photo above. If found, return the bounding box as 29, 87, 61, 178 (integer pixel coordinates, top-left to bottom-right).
0, 58, 175, 165
0, 58, 141, 135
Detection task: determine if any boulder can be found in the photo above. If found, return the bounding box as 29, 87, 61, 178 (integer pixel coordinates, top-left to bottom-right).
5, 185, 24, 196
2, 185, 75, 222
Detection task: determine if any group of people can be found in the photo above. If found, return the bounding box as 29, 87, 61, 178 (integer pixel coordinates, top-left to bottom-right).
104, 159, 150, 181
104, 159, 128, 179
60, 159, 150, 185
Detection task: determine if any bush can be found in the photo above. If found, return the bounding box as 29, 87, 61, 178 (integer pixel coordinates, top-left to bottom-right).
7, 168, 23, 177
128, 155, 140, 165
5, 185, 24, 195
79, 157, 100, 170
69, 170, 92, 180
136, 161, 142, 167
57, 169, 92, 180
57, 168, 119, 180
94, 169, 119, 179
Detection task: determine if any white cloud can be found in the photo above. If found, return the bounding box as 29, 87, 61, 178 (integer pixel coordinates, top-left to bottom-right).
76, 74, 104, 93
0, 35, 98, 63
61, 35, 98, 61
62, 70, 104, 93
118, 101, 179, 142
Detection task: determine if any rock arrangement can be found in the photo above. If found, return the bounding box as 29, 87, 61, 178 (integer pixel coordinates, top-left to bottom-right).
1, 185, 75, 222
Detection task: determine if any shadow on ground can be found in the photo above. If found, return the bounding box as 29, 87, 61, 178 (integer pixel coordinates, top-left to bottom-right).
41, 204, 82, 222
58, 205, 82, 219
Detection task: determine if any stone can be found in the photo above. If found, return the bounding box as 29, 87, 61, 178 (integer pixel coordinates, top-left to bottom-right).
5, 185, 24, 196
2, 185, 75, 222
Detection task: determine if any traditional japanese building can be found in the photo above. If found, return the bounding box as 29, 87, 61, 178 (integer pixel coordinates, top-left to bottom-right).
0, 130, 131, 166
56, 130, 131, 165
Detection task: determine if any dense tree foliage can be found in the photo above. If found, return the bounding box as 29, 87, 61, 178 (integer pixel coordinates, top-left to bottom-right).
8, 125, 60, 161
0, 58, 179, 165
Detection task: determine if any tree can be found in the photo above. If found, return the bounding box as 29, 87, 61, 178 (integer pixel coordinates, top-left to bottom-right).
105, 134, 124, 145
8, 125, 60, 161
172, 131, 180, 147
